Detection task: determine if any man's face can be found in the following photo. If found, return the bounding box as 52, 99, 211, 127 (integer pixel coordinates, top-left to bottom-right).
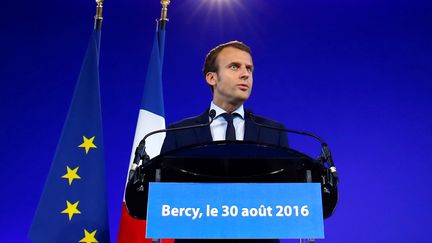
206, 47, 254, 108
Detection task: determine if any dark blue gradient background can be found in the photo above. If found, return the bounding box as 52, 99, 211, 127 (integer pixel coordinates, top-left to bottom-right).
1, 0, 431, 242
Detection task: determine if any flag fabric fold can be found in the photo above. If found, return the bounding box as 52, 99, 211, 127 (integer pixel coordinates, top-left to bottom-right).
117, 25, 173, 243
29, 30, 110, 243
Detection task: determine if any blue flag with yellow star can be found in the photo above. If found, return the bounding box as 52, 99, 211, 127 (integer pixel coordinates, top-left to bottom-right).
29, 29, 110, 243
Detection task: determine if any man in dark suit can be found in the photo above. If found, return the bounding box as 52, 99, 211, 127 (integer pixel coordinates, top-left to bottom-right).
160, 41, 286, 243
161, 41, 287, 154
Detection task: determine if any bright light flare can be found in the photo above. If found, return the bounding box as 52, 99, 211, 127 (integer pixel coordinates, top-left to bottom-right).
176, 0, 263, 39
183, 0, 247, 27
198, 0, 244, 11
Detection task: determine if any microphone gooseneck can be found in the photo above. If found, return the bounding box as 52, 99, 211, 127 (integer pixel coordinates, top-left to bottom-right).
128, 109, 217, 181
247, 110, 338, 183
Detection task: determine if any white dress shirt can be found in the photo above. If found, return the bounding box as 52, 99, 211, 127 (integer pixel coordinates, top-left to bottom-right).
209, 102, 245, 141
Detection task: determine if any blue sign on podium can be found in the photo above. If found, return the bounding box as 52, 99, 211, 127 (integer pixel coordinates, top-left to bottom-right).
146, 183, 324, 239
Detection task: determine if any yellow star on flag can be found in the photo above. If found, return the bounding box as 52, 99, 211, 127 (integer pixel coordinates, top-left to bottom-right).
61, 200, 81, 221
78, 136, 97, 154
79, 229, 98, 243
61, 166, 81, 185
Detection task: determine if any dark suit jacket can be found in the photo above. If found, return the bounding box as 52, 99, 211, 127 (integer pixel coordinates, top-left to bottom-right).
161, 109, 288, 154
161, 110, 285, 243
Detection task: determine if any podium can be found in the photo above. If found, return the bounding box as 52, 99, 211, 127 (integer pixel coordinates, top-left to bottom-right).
125, 141, 338, 239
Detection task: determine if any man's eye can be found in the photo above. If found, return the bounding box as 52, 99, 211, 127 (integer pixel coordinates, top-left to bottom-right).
229, 65, 239, 70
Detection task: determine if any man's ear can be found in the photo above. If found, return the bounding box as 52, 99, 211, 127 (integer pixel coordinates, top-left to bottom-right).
206, 72, 217, 86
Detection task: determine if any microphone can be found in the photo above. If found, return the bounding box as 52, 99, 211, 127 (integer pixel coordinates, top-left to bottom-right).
246, 110, 338, 182
128, 109, 217, 180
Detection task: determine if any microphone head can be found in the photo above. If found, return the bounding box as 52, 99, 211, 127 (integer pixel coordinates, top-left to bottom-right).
246, 109, 256, 122
209, 109, 216, 119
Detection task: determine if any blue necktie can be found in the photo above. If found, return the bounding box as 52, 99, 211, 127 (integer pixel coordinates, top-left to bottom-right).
221, 113, 236, 141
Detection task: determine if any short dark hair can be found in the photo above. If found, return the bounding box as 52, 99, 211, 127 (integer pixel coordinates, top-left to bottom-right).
202, 41, 251, 77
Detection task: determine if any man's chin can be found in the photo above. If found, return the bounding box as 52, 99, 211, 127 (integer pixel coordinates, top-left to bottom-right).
231, 95, 249, 105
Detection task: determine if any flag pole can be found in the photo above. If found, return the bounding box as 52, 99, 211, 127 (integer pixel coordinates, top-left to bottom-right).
94, 0, 104, 30
159, 0, 170, 30
117, 2, 172, 243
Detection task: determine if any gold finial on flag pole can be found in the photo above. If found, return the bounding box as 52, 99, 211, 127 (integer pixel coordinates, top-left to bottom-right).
160, 0, 170, 22
94, 0, 104, 30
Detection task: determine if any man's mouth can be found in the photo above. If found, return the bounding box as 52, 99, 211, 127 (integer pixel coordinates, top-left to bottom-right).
237, 84, 249, 91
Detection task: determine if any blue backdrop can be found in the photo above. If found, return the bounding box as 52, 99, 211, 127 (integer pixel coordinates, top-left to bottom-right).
1, 0, 431, 242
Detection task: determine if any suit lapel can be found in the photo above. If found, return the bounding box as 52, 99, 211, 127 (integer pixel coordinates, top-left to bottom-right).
191, 108, 261, 143
194, 110, 213, 144
244, 111, 260, 142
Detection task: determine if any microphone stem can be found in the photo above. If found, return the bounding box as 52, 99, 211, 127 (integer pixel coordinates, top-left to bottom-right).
248, 111, 338, 183
128, 110, 217, 181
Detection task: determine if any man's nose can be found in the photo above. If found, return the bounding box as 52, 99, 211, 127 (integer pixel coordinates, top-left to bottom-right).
239, 66, 250, 80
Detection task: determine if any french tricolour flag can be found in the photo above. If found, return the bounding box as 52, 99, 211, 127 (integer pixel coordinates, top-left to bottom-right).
117, 24, 173, 243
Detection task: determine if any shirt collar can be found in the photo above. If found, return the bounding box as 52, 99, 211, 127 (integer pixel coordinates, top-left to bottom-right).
210, 101, 244, 119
